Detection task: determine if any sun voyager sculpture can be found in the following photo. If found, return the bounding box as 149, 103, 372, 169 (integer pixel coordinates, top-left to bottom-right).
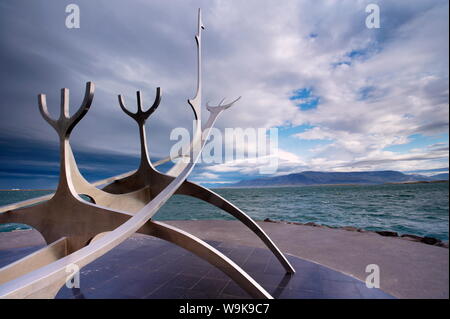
0, 9, 295, 299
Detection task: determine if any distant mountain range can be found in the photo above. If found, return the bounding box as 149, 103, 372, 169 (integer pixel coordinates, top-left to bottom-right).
232, 170, 449, 187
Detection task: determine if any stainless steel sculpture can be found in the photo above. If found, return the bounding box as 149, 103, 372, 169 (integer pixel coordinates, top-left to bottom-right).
0, 9, 294, 299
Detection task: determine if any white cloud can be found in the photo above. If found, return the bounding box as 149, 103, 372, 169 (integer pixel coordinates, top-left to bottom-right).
1, 0, 448, 183
195, 172, 220, 180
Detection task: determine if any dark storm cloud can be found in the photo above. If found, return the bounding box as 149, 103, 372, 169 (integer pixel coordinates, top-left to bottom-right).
0, 0, 448, 188
0, 0, 204, 149
0, 0, 214, 187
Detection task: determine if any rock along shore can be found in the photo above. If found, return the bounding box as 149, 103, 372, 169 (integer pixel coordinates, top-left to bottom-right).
261, 218, 448, 248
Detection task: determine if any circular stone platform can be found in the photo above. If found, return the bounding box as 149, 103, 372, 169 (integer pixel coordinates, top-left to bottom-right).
3, 234, 394, 299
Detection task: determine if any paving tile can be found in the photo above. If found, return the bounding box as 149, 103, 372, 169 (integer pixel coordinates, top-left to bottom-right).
178, 263, 214, 277
319, 267, 357, 283
145, 286, 187, 299
267, 284, 292, 297
87, 289, 136, 299
205, 240, 222, 248
1, 235, 393, 299
354, 282, 396, 299
290, 257, 321, 272
263, 257, 289, 275
0, 245, 44, 268
247, 271, 291, 288
227, 246, 254, 259
118, 274, 169, 297
321, 280, 362, 299
179, 252, 211, 266
78, 266, 122, 288
217, 241, 246, 249
219, 293, 245, 299
204, 266, 230, 280
192, 277, 229, 296
284, 270, 321, 292
278, 288, 323, 299
70, 287, 96, 299
142, 253, 185, 273
211, 247, 233, 256
225, 253, 252, 266
162, 273, 202, 290
220, 280, 252, 298
242, 256, 269, 275
185, 288, 222, 299
55, 287, 79, 299
246, 248, 272, 263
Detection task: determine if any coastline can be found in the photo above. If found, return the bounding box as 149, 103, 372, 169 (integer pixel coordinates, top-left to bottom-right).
215, 180, 449, 189
0, 189, 54, 192
1, 183, 448, 242
260, 218, 449, 248
2, 218, 447, 247
164, 220, 449, 299
1, 181, 447, 191
1, 220, 448, 298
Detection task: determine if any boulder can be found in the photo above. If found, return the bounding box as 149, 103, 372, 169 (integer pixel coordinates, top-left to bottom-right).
436, 242, 449, 248
400, 234, 422, 242
304, 222, 319, 227
421, 237, 440, 245
376, 230, 398, 237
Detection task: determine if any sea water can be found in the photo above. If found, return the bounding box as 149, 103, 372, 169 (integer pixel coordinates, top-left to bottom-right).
0, 182, 448, 241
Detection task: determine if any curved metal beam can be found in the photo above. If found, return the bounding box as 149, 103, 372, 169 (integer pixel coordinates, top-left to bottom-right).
141, 221, 272, 299
0, 237, 68, 285
95, 222, 274, 299
94, 9, 294, 276
0, 169, 142, 214
0, 9, 288, 300
0, 120, 225, 298
176, 181, 295, 274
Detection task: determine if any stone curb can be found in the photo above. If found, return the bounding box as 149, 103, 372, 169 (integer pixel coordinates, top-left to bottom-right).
261, 218, 449, 248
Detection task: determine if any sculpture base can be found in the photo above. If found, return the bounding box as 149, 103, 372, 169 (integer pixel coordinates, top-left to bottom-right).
42, 234, 390, 299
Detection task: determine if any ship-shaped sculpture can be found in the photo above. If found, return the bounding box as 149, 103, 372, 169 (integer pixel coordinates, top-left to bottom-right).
0, 9, 295, 299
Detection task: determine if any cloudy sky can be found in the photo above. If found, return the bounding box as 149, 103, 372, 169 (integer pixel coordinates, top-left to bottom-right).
0, 0, 448, 189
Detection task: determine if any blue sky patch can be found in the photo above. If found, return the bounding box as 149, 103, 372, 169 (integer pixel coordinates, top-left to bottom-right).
384, 133, 449, 153
276, 124, 333, 159
332, 43, 380, 68
358, 86, 376, 100
347, 49, 366, 59
289, 88, 320, 110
